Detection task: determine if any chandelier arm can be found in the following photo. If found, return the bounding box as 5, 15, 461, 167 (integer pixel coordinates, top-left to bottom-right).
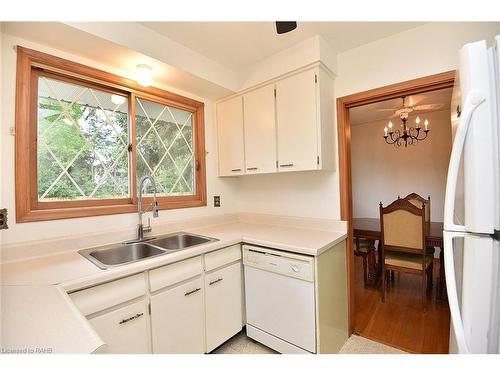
416, 129, 430, 141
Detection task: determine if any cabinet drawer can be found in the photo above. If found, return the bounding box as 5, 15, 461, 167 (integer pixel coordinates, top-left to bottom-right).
149, 256, 203, 292
70, 273, 146, 316
205, 245, 241, 272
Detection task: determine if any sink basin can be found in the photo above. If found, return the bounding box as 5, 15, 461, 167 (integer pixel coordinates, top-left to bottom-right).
79, 232, 218, 270
79, 243, 166, 270
147, 232, 218, 251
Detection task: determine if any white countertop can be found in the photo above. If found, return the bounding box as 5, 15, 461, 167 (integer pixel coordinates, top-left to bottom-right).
1, 285, 104, 354
0, 218, 347, 353
2, 221, 347, 291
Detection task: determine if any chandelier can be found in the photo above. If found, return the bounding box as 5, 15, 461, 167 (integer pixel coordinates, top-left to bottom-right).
383, 96, 430, 147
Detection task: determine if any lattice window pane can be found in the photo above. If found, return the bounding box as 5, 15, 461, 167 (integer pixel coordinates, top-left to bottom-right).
37, 76, 130, 201
136, 98, 194, 196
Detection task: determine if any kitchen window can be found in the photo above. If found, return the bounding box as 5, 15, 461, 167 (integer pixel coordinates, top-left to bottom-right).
15, 47, 206, 222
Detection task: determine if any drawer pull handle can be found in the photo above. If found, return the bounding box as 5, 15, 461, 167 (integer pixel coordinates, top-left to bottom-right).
279, 163, 294, 168
119, 312, 143, 325
184, 287, 201, 296
246, 167, 258, 171
231, 168, 241, 172
209, 278, 223, 286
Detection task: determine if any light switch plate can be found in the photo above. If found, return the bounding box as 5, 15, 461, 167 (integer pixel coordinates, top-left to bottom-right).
213, 196, 221, 207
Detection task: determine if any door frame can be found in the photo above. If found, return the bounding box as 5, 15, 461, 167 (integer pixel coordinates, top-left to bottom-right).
336, 70, 456, 334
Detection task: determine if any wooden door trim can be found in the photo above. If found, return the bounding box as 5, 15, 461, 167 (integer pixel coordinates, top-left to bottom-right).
336, 70, 456, 335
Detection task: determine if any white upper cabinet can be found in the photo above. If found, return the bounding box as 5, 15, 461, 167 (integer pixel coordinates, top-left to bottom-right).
276, 69, 318, 172
243, 84, 277, 174
217, 96, 245, 176
216, 63, 334, 177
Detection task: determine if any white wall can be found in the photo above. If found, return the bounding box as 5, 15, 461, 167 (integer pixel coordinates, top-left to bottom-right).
0, 33, 240, 246
240, 35, 337, 90
336, 22, 500, 97
237, 22, 500, 221
351, 110, 452, 220
3, 22, 500, 246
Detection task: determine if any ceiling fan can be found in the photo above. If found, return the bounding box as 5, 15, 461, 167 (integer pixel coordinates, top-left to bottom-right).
276, 22, 297, 34
376, 96, 444, 118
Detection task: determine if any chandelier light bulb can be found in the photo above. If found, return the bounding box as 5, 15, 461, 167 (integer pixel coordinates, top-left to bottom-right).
424, 119, 429, 130
388, 121, 393, 129
136, 64, 153, 87
384, 126, 388, 136
415, 116, 421, 127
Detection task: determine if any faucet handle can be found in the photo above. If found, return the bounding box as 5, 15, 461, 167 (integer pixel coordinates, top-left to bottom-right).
153, 201, 159, 218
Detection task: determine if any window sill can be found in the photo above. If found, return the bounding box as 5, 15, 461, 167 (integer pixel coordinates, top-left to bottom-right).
16, 198, 207, 223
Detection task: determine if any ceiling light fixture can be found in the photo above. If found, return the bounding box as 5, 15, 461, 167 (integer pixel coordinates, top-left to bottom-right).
111, 94, 126, 106
383, 96, 430, 147
136, 64, 153, 87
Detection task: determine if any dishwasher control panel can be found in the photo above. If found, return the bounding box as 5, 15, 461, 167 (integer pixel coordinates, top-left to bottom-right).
242, 245, 314, 282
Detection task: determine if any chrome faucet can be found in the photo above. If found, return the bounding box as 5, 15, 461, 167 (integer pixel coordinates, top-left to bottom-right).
137, 175, 159, 241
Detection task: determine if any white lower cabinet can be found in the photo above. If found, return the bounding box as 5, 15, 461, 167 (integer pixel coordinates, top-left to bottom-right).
88, 299, 150, 354
150, 277, 205, 354
205, 262, 243, 352
71, 246, 243, 354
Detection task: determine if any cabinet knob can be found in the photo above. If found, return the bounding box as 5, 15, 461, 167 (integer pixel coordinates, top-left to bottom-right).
246, 167, 258, 171
279, 163, 294, 168
231, 168, 241, 172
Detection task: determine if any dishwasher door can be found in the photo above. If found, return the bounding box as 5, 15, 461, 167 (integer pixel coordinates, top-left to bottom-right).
243, 246, 316, 353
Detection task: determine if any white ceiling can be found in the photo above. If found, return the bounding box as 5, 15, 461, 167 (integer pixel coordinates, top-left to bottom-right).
141, 22, 425, 71
350, 87, 453, 125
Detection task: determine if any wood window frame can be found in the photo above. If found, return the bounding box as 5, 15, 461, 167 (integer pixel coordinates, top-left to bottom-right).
336, 70, 455, 335
15, 46, 207, 223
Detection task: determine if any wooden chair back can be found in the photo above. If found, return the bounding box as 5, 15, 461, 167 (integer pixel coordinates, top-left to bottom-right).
379, 198, 431, 311
380, 198, 426, 256
399, 193, 431, 223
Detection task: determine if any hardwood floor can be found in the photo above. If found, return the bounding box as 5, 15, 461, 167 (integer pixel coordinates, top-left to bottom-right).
353, 256, 451, 353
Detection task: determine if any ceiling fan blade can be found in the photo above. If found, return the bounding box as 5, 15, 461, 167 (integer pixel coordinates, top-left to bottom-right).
374, 108, 397, 112
276, 21, 297, 34
413, 104, 444, 111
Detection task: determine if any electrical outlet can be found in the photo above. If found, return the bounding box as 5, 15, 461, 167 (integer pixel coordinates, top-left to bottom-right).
0, 208, 8, 230
213, 196, 221, 207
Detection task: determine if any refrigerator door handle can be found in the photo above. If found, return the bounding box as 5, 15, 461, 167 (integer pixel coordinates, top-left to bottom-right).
444, 231, 469, 354
444, 91, 486, 232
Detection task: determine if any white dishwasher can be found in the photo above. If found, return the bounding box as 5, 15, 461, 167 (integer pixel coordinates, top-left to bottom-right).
243, 244, 316, 354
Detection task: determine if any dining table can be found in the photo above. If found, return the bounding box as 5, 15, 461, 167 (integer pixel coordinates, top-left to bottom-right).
352, 217, 447, 303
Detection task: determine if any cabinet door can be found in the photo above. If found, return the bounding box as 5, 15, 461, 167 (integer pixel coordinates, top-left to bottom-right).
205, 262, 243, 352
88, 299, 149, 354
150, 277, 205, 353
217, 96, 245, 176
243, 84, 277, 174
276, 69, 318, 172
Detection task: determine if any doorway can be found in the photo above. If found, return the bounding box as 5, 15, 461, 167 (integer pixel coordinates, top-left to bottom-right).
336, 71, 455, 353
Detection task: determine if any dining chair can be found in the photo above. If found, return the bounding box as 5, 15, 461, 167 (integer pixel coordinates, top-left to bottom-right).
379, 199, 434, 311
399, 193, 431, 223
353, 237, 375, 287
400, 193, 435, 259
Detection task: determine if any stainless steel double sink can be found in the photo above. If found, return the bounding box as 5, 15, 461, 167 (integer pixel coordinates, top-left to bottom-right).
78, 232, 218, 270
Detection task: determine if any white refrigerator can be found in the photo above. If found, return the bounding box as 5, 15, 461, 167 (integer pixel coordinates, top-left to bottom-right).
444, 36, 500, 354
